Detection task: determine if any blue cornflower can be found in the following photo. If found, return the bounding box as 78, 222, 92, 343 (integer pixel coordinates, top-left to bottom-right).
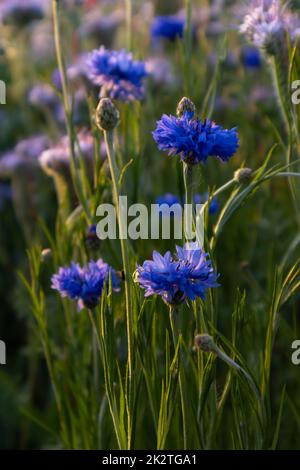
134, 242, 219, 305
151, 15, 185, 41
241, 45, 262, 69
156, 193, 181, 216
85, 47, 148, 101
194, 193, 219, 215
152, 112, 239, 165
52, 259, 120, 310
156, 194, 181, 206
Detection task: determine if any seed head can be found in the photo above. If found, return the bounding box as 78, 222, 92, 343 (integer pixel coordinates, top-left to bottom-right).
96, 98, 120, 131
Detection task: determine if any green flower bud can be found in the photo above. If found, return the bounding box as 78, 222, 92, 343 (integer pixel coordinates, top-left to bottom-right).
176, 97, 196, 118
234, 167, 252, 184
96, 98, 120, 131
41, 248, 52, 262
195, 334, 216, 353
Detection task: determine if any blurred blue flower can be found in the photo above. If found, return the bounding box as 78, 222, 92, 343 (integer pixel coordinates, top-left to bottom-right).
241, 45, 262, 69
0, 0, 45, 27
153, 111, 239, 165
86, 47, 148, 101
156, 192, 219, 216
194, 193, 219, 215
156, 193, 181, 215
52, 259, 120, 310
135, 242, 219, 305
151, 15, 185, 41
28, 83, 60, 111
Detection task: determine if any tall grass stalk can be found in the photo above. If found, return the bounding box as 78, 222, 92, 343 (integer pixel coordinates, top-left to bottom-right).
168, 306, 188, 449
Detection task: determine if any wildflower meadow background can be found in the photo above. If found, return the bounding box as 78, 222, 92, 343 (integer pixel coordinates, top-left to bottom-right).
0, 0, 300, 450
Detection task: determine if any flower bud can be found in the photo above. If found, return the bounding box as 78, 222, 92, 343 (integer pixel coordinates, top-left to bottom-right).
96, 98, 120, 131
176, 97, 196, 118
195, 334, 216, 352
41, 248, 52, 262
234, 167, 252, 184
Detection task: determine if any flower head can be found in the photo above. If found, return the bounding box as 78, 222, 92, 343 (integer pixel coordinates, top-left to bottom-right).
135, 242, 219, 305
96, 98, 120, 131
240, 0, 300, 51
39, 130, 94, 176
151, 15, 185, 41
85, 47, 148, 101
153, 111, 239, 165
52, 259, 120, 310
28, 84, 61, 111
0, 135, 50, 177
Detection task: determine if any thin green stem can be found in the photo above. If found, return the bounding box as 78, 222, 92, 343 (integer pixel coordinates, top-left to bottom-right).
52, 0, 91, 221
183, 162, 195, 242
104, 130, 133, 449
168, 306, 188, 449
104, 131, 133, 378
125, 0, 133, 51
183, 0, 193, 96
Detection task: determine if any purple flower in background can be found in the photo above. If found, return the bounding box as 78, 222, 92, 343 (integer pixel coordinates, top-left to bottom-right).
28, 84, 60, 110
0, 0, 46, 27
240, 0, 300, 51
146, 57, 176, 88
153, 112, 239, 165
39, 130, 95, 174
52, 259, 120, 309
151, 15, 185, 41
85, 47, 148, 101
0, 135, 50, 177
135, 242, 219, 305
51, 69, 62, 91
79, 9, 123, 46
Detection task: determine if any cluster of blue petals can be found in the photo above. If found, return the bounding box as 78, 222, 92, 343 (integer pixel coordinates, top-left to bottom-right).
86, 47, 148, 101
152, 112, 239, 165
156, 193, 219, 215
52, 259, 120, 310
151, 15, 185, 41
135, 242, 219, 305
